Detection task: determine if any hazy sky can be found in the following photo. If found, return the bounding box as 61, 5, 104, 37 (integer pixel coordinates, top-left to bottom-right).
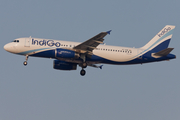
1, 0, 180, 120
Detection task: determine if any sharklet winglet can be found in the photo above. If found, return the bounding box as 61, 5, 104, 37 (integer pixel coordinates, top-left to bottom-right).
106, 30, 112, 35
99, 65, 103, 69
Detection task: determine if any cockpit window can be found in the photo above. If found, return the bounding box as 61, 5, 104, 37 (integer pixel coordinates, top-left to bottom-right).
13, 40, 19, 42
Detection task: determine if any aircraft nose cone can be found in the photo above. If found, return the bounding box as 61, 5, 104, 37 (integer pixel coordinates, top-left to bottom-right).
4, 43, 18, 53
4, 43, 14, 53
4, 44, 9, 51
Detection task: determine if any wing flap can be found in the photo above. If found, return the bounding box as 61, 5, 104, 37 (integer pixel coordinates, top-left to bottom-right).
93, 40, 104, 44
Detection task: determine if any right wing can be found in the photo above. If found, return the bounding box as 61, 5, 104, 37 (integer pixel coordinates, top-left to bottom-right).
73, 30, 111, 54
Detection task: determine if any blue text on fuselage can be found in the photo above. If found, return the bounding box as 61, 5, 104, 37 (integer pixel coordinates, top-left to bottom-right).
32, 39, 61, 47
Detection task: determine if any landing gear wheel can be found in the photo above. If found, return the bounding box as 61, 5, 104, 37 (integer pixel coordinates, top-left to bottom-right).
80, 69, 86, 76
82, 62, 87, 68
23, 55, 29, 66
23, 61, 27, 66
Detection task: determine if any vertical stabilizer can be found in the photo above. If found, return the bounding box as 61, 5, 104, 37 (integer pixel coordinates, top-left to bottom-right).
141, 25, 175, 52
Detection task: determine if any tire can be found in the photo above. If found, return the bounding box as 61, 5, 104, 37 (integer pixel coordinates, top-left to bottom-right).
23, 61, 27, 66
82, 62, 87, 68
80, 69, 86, 76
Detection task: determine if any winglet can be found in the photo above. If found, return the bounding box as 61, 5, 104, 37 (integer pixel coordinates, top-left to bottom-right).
99, 65, 103, 69
106, 30, 112, 35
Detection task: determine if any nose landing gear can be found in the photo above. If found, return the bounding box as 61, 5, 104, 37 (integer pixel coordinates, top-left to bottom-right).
23, 55, 29, 66
23, 61, 27, 66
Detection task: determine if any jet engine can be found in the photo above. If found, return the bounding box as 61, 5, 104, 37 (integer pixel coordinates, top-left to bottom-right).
56, 48, 79, 59
53, 60, 77, 70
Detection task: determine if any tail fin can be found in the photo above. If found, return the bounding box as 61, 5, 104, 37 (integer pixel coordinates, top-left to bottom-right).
141, 25, 175, 52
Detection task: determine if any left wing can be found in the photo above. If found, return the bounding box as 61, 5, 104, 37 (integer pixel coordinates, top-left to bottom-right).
73, 30, 111, 54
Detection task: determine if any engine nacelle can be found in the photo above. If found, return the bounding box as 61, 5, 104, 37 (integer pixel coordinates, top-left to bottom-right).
53, 60, 77, 70
56, 48, 79, 59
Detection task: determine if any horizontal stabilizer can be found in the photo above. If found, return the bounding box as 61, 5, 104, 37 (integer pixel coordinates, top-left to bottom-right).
154, 48, 174, 56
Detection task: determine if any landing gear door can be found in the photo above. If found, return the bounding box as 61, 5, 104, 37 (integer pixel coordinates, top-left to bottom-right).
25, 37, 31, 47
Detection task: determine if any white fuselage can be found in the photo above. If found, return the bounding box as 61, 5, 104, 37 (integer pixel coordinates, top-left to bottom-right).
4, 37, 140, 63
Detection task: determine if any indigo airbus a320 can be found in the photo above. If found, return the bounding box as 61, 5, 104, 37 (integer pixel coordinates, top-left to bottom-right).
4, 25, 176, 76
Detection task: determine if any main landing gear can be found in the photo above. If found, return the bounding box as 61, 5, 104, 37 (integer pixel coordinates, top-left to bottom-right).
80, 62, 87, 76
79, 54, 88, 76
23, 55, 29, 66
80, 69, 86, 76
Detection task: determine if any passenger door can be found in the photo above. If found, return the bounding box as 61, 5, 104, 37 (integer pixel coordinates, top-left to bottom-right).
24, 37, 31, 47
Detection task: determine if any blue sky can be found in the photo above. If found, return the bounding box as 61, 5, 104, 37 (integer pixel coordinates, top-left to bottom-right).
1, 0, 180, 120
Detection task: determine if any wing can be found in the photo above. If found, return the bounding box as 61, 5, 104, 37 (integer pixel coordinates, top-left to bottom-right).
73, 30, 111, 54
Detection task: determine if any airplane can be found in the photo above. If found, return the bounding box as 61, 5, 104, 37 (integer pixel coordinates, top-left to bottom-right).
4, 25, 176, 76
